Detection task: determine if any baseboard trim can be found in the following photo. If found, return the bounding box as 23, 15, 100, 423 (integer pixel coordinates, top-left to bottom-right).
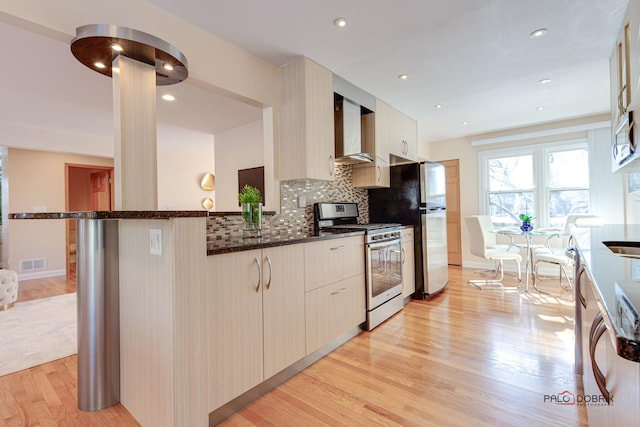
17, 269, 66, 281
209, 326, 363, 426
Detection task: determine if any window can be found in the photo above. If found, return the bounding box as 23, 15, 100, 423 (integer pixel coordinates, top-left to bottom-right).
479, 140, 589, 228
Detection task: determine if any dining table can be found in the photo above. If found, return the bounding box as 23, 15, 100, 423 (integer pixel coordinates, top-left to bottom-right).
492, 227, 565, 292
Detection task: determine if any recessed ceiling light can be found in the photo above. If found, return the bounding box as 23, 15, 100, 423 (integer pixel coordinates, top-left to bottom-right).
398, 74, 408, 80
162, 94, 176, 101
537, 106, 546, 111
538, 78, 551, 84
94, 61, 107, 69
334, 17, 348, 28
463, 121, 469, 126
530, 28, 548, 38
111, 43, 124, 52
434, 104, 443, 109
163, 63, 174, 71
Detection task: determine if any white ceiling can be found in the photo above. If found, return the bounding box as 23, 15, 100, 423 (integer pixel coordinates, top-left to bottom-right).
147, 0, 629, 142
0, 0, 630, 150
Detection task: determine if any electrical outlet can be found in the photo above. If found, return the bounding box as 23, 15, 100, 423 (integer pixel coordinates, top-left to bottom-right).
33, 206, 47, 212
150, 228, 162, 256
297, 195, 307, 208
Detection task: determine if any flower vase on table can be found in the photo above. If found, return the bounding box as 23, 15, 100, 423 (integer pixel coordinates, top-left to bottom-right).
518, 213, 534, 233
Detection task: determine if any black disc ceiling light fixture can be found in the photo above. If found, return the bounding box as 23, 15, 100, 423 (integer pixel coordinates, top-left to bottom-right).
70, 24, 188, 85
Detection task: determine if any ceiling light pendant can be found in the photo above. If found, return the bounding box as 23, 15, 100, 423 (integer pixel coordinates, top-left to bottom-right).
398, 74, 408, 80
162, 94, 176, 101
334, 17, 348, 28
530, 28, 548, 38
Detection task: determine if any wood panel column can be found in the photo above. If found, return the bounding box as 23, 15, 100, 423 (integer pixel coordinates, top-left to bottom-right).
112, 55, 158, 210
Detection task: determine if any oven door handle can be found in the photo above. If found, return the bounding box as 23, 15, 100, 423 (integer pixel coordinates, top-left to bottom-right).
367, 237, 403, 249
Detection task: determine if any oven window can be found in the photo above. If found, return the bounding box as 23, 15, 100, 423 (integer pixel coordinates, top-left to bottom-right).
369, 241, 402, 299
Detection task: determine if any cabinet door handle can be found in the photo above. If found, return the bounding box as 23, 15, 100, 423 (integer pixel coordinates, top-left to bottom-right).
619, 84, 627, 115
402, 247, 406, 264
577, 267, 586, 309
329, 155, 334, 177
330, 245, 345, 251
265, 255, 272, 289
377, 166, 381, 183
589, 313, 611, 404
254, 256, 261, 292
331, 288, 347, 295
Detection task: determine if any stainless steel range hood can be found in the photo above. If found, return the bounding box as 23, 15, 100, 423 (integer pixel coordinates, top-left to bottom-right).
334, 75, 376, 164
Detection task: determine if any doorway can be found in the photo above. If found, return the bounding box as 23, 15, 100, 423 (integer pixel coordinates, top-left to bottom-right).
65, 164, 114, 274
440, 159, 461, 266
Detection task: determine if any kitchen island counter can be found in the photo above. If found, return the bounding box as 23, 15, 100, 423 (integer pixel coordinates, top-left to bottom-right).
207, 230, 364, 255
571, 224, 640, 362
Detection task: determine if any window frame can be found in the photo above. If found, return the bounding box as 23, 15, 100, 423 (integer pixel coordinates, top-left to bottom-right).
478, 138, 589, 228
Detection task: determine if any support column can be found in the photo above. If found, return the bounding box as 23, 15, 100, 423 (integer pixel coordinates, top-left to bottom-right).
113, 55, 158, 210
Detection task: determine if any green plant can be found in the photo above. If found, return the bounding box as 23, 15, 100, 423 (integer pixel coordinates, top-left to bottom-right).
239, 185, 262, 230
519, 213, 535, 223
238, 185, 262, 204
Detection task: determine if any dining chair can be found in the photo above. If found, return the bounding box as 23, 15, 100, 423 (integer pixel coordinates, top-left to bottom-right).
466, 216, 522, 290
532, 214, 602, 292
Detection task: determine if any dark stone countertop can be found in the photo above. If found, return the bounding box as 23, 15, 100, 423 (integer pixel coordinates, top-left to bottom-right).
9, 211, 209, 220
207, 230, 365, 255
571, 224, 640, 362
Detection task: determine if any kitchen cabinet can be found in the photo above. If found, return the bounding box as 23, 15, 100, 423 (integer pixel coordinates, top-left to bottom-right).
304, 236, 366, 352
279, 56, 335, 181
304, 235, 365, 292
207, 244, 305, 411
401, 226, 415, 299
384, 100, 418, 163
352, 109, 390, 188
578, 256, 640, 426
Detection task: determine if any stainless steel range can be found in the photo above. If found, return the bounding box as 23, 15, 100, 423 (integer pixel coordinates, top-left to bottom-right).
315, 202, 404, 330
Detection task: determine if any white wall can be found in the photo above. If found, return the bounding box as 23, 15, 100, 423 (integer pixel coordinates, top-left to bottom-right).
214, 120, 264, 211
6, 148, 113, 278
157, 124, 215, 211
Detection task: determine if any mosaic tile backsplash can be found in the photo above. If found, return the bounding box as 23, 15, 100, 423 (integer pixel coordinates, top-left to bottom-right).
206, 164, 369, 242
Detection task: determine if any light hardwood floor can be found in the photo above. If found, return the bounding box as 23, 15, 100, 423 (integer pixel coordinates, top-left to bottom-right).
0, 267, 586, 426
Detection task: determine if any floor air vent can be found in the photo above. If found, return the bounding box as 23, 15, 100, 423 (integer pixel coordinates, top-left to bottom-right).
19, 258, 47, 272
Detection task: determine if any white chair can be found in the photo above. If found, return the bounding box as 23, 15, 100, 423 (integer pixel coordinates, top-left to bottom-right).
466, 216, 522, 290
532, 214, 602, 292
0, 269, 19, 310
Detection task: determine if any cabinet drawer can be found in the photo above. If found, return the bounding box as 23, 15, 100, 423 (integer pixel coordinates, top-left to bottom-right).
304, 236, 365, 291
305, 274, 366, 354
401, 226, 414, 242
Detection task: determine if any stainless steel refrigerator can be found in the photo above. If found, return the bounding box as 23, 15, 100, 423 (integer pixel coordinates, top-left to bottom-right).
368, 161, 449, 298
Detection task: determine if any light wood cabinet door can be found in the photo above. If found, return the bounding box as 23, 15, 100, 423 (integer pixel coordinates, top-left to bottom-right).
207, 249, 264, 411
262, 245, 306, 379
352, 155, 390, 188
304, 236, 365, 292
279, 57, 335, 181
388, 106, 417, 162
628, 0, 640, 112
401, 227, 415, 298
305, 274, 366, 353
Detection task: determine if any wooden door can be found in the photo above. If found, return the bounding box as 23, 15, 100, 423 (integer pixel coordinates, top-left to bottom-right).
90, 170, 111, 210
441, 159, 461, 266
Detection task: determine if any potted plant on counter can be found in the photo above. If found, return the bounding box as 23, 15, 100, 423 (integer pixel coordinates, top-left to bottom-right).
238, 185, 263, 237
